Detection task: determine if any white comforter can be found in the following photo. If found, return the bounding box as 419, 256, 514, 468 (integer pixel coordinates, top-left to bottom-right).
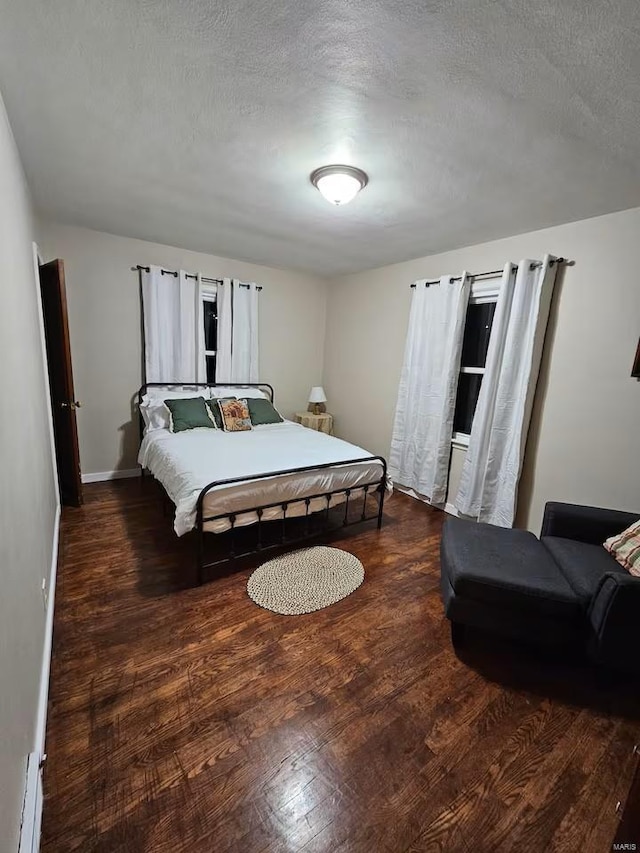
138, 421, 387, 535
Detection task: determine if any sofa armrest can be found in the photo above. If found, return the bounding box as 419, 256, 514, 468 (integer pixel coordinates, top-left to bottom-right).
588, 572, 640, 672
540, 501, 639, 545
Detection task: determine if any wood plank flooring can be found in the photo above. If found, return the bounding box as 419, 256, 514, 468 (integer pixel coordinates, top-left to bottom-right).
42, 481, 640, 852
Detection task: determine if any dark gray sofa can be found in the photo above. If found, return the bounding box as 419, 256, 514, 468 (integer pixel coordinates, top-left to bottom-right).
440, 502, 640, 673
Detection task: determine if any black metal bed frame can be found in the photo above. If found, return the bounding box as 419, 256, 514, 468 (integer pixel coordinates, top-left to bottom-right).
137, 383, 387, 583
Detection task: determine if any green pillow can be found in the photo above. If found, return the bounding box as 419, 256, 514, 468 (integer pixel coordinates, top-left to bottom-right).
205, 396, 236, 429
164, 397, 215, 433
245, 397, 284, 425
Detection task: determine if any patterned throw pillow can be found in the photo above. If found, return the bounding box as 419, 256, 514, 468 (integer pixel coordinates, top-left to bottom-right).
217, 398, 252, 432
604, 520, 640, 577
205, 396, 236, 429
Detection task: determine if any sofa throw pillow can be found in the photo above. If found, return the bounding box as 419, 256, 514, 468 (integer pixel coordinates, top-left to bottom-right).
164, 397, 216, 433
205, 396, 236, 429
217, 398, 252, 432
604, 520, 640, 577
245, 397, 284, 426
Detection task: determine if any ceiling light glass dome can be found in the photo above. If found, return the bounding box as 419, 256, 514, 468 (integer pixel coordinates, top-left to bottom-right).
310, 165, 368, 206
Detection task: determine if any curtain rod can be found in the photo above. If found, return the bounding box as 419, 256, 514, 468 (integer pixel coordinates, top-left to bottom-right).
132, 265, 263, 290
410, 257, 566, 288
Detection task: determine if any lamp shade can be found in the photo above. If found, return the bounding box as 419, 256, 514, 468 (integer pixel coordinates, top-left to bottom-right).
308, 386, 327, 404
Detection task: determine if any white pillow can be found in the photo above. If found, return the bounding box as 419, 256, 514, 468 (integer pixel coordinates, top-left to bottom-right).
144, 386, 211, 400
210, 385, 267, 400
140, 400, 169, 432
140, 389, 210, 432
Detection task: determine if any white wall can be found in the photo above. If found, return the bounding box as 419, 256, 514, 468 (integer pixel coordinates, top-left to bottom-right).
36, 222, 329, 475
33, 205, 640, 535
0, 91, 57, 847
324, 207, 640, 532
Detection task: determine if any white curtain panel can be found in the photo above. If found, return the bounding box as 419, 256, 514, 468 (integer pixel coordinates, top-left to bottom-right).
177, 270, 207, 383
194, 273, 207, 383
455, 255, 559, 526
389, 274, 470, 507
231, 282, 260, 382
141, 265, 171, 383
215, 278, 233, 382
454, 262, 516, 520
141, 266, 206, 383
142, 266, 197, 382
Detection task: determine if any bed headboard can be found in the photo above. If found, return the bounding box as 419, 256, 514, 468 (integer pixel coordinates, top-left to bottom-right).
136, 382, 275, 444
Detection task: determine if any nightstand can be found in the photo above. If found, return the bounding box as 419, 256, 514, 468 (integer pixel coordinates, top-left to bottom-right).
294, 411, 334, 435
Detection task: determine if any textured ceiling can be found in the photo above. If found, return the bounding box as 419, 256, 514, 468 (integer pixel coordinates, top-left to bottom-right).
2, 1, 640, 275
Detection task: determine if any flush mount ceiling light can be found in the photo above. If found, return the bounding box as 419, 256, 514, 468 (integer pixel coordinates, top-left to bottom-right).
310, 165, 368, 206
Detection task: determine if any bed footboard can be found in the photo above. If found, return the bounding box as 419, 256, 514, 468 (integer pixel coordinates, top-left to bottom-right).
194, 456, 388, 583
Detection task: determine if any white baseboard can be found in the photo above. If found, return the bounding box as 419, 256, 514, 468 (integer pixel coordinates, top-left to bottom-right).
81, 468, 141, 484
35, 502, 60, 753
20, 501, 60, 853
18, 753, 42, 853
444, 502, 459, 517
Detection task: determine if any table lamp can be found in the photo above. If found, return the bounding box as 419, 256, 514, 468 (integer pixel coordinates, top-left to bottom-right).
308, 386, 327, 415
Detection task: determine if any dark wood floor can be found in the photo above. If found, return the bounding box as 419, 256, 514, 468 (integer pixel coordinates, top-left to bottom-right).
42, 482, 640, 852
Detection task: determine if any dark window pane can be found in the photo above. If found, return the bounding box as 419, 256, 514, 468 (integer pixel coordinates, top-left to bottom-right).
453, 373, 483, 435
206, 354, 216, 383
204, 300, 217, 351
461, 302, 496, 368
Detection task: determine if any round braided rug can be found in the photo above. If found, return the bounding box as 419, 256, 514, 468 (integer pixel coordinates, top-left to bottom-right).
247, 546, 365, 615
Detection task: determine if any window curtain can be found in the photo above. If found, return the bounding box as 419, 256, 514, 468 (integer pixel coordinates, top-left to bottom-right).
141, 265, 205, 383
216, 279, 260, 382
455, 255, 559, 526
182, 271, 207, 383
389, 274, 470, 507
215, 278, 233, 381
231, 282, 259, 382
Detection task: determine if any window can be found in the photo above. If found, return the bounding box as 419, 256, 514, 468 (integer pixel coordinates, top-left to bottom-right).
452, 280, 500, 445
202, 285, 217, 382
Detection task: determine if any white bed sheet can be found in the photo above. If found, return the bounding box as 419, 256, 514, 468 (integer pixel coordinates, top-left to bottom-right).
138, 421, 388, 535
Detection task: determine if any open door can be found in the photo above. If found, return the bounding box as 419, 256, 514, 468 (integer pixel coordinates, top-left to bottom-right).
39, 259, 83, 506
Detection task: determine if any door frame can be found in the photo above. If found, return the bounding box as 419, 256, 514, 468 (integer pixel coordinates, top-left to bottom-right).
32, 241, 60, 518
38, 256, 83, 506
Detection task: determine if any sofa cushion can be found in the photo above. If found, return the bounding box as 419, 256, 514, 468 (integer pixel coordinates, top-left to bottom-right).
441, 518, 580, 620
441, 573, 584, 648
541, 536, 627, 609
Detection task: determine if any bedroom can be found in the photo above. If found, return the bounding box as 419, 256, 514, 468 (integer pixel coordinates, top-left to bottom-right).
1, 1, 640, 851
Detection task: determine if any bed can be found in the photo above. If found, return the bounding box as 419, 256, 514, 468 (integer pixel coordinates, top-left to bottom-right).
136, 383, 389, 582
